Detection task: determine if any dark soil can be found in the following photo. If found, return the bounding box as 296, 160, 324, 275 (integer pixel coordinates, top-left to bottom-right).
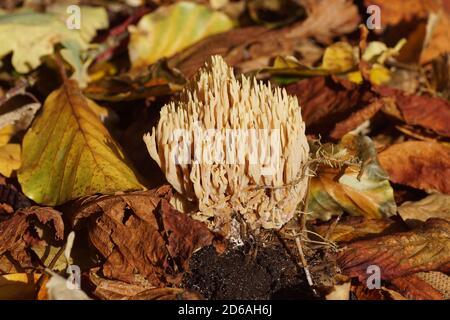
183, 243, 318, 300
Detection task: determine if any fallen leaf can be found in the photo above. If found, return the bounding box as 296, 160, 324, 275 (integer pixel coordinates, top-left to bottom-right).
420, 10, 450, 64
18, 78, 144, 206
389, 274, 445, 300
286, 76, 374, 137
325, 281, 351, 300
336, 218, 450, 281
70, 186, 215, 287
312, 216, 402, 243
0, 102, 41, 133
364, 0, 440, 27
321, 42, 358, 73
0, 273, 41, 300
0, 7, 108, 85
0, 143, 20, 177
170, 0, 360, 77
378, 141, 450, 194
416, 271, 450, 299
89, 271, 202, 300
330, 99, 385, 140
129, 1, 235, 71
308, 134, 397, 221
130, 287, 203, 300
0, 206, 64, 272
398, 193, 450, 228
84, 60, 186, 101
351, 284, 386, 300
375, 85, 450, 138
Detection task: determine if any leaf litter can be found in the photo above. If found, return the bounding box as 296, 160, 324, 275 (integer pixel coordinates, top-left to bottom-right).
0, 0, 449, 301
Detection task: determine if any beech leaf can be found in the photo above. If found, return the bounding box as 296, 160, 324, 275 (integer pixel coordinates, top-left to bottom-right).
17, 79, 143, 206
128, 1, 234, 71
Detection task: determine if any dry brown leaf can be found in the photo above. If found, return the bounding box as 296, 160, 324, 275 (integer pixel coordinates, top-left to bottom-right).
0, 206, 64, 272
389, 274, 445, 300
336, 218, 450, 281
398, 193, 450, 228
364, 0, 441, 27
170, 0, 359, 77
312, 216, 403, 243
285, 76, 374, 137
417, 271, 450, 298
70, 186, 215, 287
130, 287, 203, 300
90, 271, 204, 300
351, 284, 386, 300
420, 11, 450, 63
378, 141, 450, 194
375, 85, 450, 138
330, 99, 385, 140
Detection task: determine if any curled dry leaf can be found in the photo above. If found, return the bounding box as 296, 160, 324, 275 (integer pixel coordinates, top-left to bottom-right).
336, 218, 450, 282
0, 206, 64, 272
18, 78, 143, 206
378, 141, 450, 194
70, 186, 215, 287
308, 134, 396, 221
398, 193, 450, 228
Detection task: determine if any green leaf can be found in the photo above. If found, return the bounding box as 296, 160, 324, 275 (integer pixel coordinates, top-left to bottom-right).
18, 79, 144, 206
307, 134, 397, 221
128, 1, 234, 71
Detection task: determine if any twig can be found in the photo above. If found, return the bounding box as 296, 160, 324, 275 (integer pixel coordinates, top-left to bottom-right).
295, 236, 317, 296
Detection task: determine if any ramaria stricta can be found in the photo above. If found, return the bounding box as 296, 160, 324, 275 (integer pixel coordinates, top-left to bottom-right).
144, 56, 310, 238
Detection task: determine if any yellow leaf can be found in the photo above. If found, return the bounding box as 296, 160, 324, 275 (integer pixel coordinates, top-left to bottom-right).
369, 64, 391, 85
0, 273, 41, 300
0, 143, 20, 177
0, 7, 108, 85
0, 124, 15, 146
129, 1, 234, 70
321, 42, 358, 73
18, 79, 144, 206
362, 39, 406, 64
